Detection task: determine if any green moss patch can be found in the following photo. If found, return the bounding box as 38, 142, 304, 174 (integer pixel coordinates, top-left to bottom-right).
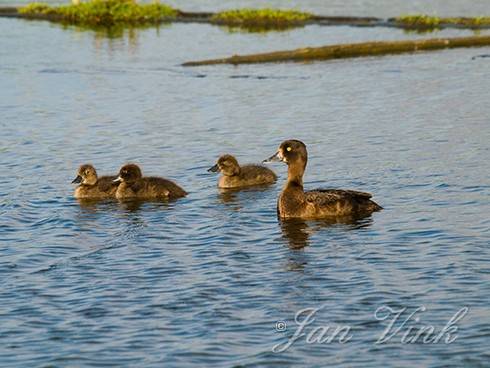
19, 0, 177, 27
211, 8, 313, 30
395, 14, 490, 29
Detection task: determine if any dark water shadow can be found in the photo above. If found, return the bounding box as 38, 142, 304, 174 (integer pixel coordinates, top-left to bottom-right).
280, 215, 374, 250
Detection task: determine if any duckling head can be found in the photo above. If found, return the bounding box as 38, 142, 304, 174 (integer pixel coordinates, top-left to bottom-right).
263, 140, 307, 167
72, 164, 98, 185
114, 164, 142, 184
208, 155, 240, 176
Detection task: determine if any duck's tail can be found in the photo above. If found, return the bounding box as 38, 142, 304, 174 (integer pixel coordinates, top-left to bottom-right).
367, 199, 383, 212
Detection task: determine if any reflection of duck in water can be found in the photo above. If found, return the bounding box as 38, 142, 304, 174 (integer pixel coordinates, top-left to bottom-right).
208, 154, 276, 189
280, 217, 374, 249
280, 219, 311, 249
72, 164, 118, 199
264, 140, 382, 220
217, 184, 275, 207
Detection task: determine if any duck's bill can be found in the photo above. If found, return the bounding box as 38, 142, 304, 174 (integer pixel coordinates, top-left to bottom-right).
263, 152, 282, 163
113, 176, 122, 183
71, 175, 82, 184
207, 164, 219, 173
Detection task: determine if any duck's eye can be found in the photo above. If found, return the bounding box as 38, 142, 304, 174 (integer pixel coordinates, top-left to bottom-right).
286, 146, 292, 152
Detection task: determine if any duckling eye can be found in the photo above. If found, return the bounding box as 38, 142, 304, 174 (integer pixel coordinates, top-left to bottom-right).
286, 146, 292, 152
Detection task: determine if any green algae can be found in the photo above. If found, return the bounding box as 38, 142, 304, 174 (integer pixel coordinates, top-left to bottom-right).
19, 0, 177, 27
395, 14, 490, 29
211, 8, 312, 31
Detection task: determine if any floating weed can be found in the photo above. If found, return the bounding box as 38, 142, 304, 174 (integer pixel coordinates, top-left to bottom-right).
211, 8, 312, 31
19, 0, 178, 27
396, 14, 490, 29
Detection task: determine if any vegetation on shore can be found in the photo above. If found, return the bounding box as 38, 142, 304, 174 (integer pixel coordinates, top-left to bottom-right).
182, 35, 490, 66
395, 14, 490, 29
19, 0, 177, 26
210, 8, 313, 31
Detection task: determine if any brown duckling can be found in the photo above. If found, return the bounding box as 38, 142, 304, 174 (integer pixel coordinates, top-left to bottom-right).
264, 140, 382, 219
114, 163, 187, 200
72, 164, 118, 199
208, 154, 277, 189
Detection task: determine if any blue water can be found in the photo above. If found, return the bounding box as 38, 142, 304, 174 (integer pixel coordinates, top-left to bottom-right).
1, 4, 490, 367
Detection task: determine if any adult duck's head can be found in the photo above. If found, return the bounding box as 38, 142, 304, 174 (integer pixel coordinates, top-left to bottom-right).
263, 140, 307, 167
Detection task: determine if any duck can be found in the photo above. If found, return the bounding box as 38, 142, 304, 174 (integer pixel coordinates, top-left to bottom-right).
72, 164, 118, 199
208, 154, 277, 189
114, 163, 187, 200
264, 140, 382, 219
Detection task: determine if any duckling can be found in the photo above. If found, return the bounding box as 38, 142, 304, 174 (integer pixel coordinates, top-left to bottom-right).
208, 154, 277, 189
264, 140, 382, 219
114, 163, 187, 200
72, 164, 118, 199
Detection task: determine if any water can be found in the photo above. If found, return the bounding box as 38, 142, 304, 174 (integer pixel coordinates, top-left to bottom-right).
1, 5, 490, 368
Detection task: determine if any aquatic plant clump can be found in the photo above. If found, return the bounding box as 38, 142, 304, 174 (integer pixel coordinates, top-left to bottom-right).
19, 0, 178, 26
395, 14, 490, 29
211, 8, 313, 30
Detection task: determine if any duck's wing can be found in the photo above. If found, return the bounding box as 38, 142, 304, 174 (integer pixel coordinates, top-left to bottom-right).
305, 188, 372, 206
129, 180, 146, 194
241, 165, 276, 179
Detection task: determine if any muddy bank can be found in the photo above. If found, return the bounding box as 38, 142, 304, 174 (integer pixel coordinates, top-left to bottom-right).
182, 35, 490, 66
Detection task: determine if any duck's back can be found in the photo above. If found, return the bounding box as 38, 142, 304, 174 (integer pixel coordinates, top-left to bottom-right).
220, 165, 276, 188
144, 177, 187, 198
97, 175, 119, 193
118, 177, 186, 199
278, 186, 381, 219
75, 175, 118, 199
304, 188, 382, 217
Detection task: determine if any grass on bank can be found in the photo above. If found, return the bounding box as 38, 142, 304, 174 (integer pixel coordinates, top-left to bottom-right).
19, 0, 177, 26
395, 14, 490, 29
211, 8, 313, 30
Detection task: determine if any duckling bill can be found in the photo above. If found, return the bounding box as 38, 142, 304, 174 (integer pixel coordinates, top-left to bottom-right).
264, 140, 382, 219
114, 163, 187, 200
208, 154, 277, 189
72, 164, 118, 199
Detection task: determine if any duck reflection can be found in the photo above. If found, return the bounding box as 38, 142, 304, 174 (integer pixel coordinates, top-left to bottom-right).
280, 215, 374, 249
217, 185, 275, 210
76, 198, 113, 212
117, 199, 173, 213
280, 219, 311, 249
76, 198, 172, 213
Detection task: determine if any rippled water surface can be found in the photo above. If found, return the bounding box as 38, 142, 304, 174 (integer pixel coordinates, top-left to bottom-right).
1, 5, 490, 368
